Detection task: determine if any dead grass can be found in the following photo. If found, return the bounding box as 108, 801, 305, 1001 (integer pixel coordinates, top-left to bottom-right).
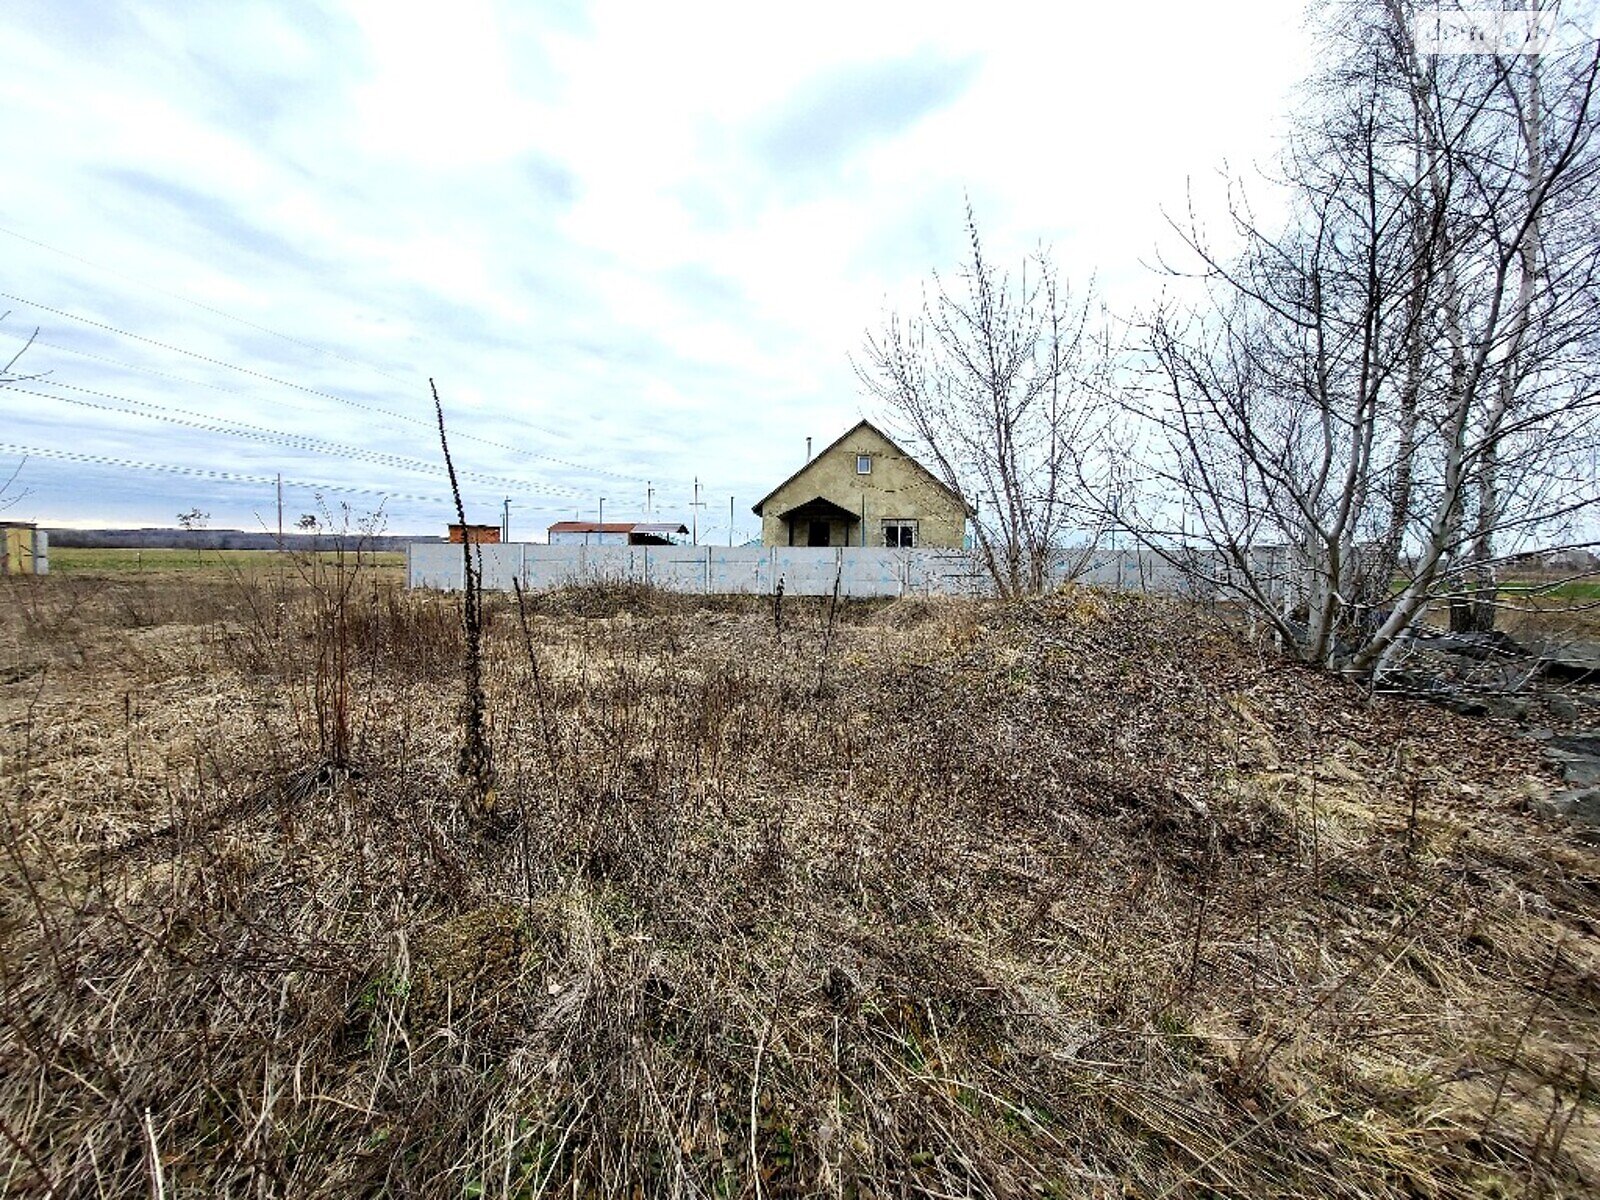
0, 570, 1595, 1198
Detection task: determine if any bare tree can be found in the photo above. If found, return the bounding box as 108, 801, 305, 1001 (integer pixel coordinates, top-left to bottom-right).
855, 209, 1111, 598
1118, 1, 1600, 677
0, 457, 29, 514
0, 313, 43, 511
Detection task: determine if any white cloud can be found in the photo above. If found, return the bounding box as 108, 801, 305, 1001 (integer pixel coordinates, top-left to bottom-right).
0, 0, 1315, 535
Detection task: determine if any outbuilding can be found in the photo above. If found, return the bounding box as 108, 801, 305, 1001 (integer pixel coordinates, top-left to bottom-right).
0, 522, 47, 575
547, 521, 688, 546
447, 524, 501, 544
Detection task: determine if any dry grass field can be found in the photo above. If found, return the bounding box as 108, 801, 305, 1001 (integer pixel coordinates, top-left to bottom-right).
45, 546, 406, 582
0, 561, 1597, 1198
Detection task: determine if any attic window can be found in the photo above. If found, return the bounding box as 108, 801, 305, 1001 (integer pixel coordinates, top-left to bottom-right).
856, 455, 872, 474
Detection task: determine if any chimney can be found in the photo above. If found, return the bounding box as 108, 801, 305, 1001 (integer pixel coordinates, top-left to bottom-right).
805, 436, 812, 462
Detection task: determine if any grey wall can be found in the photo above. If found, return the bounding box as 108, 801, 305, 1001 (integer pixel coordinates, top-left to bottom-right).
407, 542, 1194, 598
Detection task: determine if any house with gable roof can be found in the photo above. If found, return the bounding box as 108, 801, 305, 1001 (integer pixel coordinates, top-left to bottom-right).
751, 420, 967, 549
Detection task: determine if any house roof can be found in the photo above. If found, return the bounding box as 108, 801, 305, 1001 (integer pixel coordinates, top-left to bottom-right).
547, 521, 689, 535
775, 496, 860, 523
751, 419, 963, 516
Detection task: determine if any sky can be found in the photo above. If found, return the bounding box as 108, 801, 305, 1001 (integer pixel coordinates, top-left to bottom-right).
0, 0, 1314, 540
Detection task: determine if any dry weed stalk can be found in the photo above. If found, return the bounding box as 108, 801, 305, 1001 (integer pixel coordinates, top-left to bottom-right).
433, 378, 495, 818
0, 577, 1594, 1198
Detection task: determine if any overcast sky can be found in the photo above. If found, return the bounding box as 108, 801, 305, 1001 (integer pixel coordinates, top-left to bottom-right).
0, 0, 1313, 539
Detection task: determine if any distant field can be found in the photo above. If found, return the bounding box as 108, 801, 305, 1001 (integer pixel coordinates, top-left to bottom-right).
47, 547, 405, 576
1501, 577, 1600, 602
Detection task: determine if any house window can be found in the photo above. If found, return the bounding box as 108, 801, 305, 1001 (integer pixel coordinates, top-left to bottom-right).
856, 455, 872, 474
883, 520, 917, 549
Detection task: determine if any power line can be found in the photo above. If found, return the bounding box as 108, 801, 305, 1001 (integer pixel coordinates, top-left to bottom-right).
0, 290, 424, 427
0, 442, 452, 506
9, 329, 650, 492
0, 272, 697, 489
0, 439, 624, 530
0, 221, 418, 388
18, 333, 325, 415
7, 378, 602, 503
0, 291, 683, 486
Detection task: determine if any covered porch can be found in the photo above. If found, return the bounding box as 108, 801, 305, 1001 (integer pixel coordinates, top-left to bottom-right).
775, 496, 859, 547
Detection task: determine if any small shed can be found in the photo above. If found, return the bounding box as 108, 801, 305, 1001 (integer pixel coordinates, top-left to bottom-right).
0, 522, 48, 575
547, 521, 688, 547
447, 524, 501, 544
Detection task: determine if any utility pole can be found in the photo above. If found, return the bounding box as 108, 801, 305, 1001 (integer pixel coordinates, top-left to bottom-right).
598, 496, 606, 532
501, 497, 512, 542
690, 477, 705, 545
646, 480, 654, 517
729, 495, 734, 547
276, 473, 283, 546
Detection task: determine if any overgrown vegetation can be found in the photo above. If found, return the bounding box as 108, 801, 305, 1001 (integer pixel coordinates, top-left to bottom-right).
862, 4, 1600, 675
45, 546, 405, 577
0, 567, 1596, 1197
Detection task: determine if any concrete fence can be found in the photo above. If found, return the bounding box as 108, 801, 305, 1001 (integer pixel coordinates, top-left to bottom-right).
406, 542, 1194, 598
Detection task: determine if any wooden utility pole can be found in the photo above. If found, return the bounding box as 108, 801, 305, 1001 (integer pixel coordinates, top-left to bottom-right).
729, 496, 734, 547
276, 473, 283, 545
501, 496, 512, 542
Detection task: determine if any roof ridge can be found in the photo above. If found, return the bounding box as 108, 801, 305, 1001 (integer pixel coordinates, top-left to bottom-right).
751, 419, 961, 514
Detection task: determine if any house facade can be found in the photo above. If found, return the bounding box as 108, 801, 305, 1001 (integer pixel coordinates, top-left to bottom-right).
752, 421, 966, 549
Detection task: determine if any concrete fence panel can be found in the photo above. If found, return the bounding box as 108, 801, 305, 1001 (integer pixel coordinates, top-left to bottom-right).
476, 543, 526, 591
407, 543, 1198, 598
522, 544, 591, 590
408, 541, 464, 590
707, 547, 773, 594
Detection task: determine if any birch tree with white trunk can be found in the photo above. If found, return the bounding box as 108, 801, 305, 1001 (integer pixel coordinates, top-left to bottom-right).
1119, 0, 1600, 677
